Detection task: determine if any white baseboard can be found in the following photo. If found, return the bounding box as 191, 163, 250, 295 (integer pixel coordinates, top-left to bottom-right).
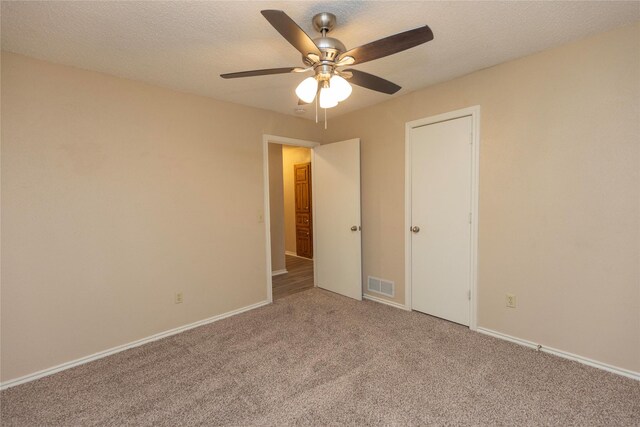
476, 327, 639, 381
285, 251, 312, 260
271, 269, 288, 276
0, 299, 271, 390
364, 293, 411, 311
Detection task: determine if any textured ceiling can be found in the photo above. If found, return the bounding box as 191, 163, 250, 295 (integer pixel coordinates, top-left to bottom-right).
2, 1, 639, 120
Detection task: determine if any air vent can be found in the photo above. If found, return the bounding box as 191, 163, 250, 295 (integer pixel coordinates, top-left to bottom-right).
367, 276, 395, 297
368, 277, 381, 293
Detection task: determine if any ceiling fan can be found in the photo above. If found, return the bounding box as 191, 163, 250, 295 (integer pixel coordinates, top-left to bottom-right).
220, 10, 433, 111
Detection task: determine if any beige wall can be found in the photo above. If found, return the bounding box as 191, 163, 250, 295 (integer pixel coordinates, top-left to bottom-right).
268, 144, 286, 272
2, 22, 638, 384
0, 52, 319, 382
324, 24, 640, 372
282, 146, 311, 255
323, 23, 640, 372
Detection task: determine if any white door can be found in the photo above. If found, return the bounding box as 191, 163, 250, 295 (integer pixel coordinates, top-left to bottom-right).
410, 116, 472, 325
313, 139, 362, 300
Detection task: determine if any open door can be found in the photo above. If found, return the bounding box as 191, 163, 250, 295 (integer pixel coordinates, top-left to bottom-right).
313, 139, 362, 300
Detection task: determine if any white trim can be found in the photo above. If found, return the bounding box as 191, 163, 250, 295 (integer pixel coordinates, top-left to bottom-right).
263, 139, 273, 303
405, 106, 480, 331
271, 269, 288, 276
364, 294, 411, 311
285, 251, 312, 260
311, 150, 319, 289
0, 300, 270, 390
477, 327, 640, 381
263, 134, 319, 149
263, 135, 321, 301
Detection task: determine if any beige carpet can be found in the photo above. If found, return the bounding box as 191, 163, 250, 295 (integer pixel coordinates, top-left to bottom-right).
1, 288, 638, 426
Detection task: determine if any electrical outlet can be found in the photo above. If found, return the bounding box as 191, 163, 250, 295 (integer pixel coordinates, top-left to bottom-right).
506, 294, 516, 308
175, 292, 184, 304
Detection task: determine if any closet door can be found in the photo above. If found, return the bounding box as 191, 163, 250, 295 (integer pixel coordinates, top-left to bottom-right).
410, 116, 472, 325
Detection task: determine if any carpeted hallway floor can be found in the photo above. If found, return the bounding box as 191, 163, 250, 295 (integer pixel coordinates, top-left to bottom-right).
1, 288, 638, 426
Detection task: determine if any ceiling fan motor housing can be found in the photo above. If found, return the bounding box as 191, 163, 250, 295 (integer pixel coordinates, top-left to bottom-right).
314, 37, 346, 59
302, 37, 345, 80
303, 13, 346, 81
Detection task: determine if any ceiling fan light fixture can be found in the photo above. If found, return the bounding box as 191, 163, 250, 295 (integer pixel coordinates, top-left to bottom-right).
295, 77, 317, 103
319, 86, 338, 109
329, 75, 352, 102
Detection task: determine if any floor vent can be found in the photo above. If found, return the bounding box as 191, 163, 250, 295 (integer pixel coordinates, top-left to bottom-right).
367, 276, 395, 298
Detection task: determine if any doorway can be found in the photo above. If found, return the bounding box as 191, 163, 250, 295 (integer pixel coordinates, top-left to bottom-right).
405, 107, 480, 329
263, 135, 363, 303
267, 142, 315, 300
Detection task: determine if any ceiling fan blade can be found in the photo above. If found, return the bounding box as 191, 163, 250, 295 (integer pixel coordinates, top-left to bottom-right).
343, 69, 401, 94
220, 67, 300, 79
261, 10, 322, 58
338, 25, 433, 65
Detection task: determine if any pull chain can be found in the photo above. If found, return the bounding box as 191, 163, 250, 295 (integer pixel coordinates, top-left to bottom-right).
315, 95, 318, 123
324, 107, 327, 130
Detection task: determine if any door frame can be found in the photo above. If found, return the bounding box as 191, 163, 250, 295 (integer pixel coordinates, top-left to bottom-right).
404, 106, 480, 330
262, 134, 320, 303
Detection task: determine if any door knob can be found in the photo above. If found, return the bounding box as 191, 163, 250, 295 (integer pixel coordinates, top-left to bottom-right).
411, 226, 420, 233
351, 225, 359, 231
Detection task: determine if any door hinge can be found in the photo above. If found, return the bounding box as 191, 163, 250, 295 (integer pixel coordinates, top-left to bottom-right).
469, 132, 473, 145
468, 290, 471, 300
469, 212, 472, 224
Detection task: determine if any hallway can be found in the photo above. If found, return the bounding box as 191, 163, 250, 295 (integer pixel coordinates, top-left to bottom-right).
272, 255, 314, 300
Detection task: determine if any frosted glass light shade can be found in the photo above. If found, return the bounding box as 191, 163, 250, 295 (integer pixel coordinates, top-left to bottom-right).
295, 77, 317, 104
329, 75, 352, 102
319, 87, 338, 109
